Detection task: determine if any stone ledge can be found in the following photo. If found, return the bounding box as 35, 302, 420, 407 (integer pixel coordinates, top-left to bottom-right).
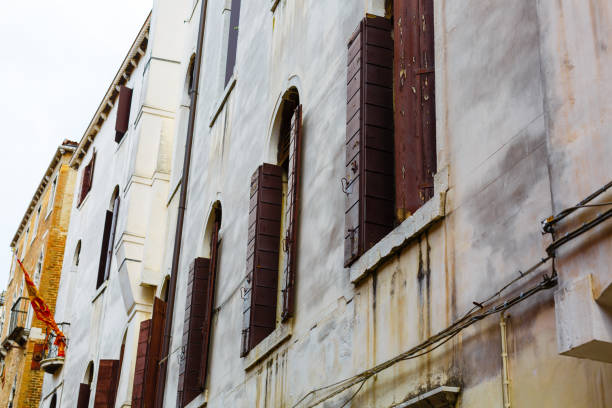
350, 167, 448, 284
243, 323, 292, 371
209, 76, 237, 127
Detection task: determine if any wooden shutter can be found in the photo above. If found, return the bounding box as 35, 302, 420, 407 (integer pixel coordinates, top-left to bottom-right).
103, 196, 121, 282
177, 258, 210, 407
281, 105, 303, 321
31, 343, 45, 370
79, 154, 96, 205
199, 212, 221, 389
94, 359, 120, 408
225, 0, 242, 86
393, 0, 436, 219
97, 211, 114, 289
132, 319, 151, 408
241, 164, 283, 356
77, 384, 91, 408
344, 16, 395, 266
115, 86, 133, 142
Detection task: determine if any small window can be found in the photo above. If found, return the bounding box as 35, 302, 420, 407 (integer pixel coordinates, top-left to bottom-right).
73, 241, 81, 268
96, 188, 120, 289
32, 205, 41, 242
46, 176, 57, 218
115, 86, 133, 143
78, 152, 96, 206
224, 0, 242, 86
23, 227, 30, 250
34, 251, 44, 287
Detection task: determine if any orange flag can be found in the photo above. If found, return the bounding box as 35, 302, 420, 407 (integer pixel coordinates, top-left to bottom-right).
16, 258, 66, 357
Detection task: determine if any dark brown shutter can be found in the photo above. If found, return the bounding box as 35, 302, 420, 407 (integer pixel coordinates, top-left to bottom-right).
241, 164, 283, 356
281, 105, 303, 320
344, 16, 395, 266
225, 0, 241, 86
145, 298, 166, 406
104, 196, 121, 282
393, 0, 436, 219
199, 212, 221, 389
97, 211, 114, 289
177, 258, 210, 407
79, 163, 92, 205
77, 384, 91, 408
94, 359, 120, 408
115, 86, 133, 142
132, 319, 151, 408
31, 343, 44, 370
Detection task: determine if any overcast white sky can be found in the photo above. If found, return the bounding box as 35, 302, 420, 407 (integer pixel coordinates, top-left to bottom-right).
0, 1, 151, 289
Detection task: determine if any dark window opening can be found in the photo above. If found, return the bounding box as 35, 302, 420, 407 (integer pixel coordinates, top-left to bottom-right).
97, 187, 120, 289
224, 0, 241, 86
115, 86, 133, 143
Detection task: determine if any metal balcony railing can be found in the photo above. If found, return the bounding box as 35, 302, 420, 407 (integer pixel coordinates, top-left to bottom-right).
40, 323, 69, 374
7, 297, 29, 345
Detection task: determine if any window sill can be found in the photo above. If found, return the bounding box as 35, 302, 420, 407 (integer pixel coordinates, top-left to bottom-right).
349, 167, 449, 284
243, 322, 292, 370
208, 76, 237, 128
91, 281, 108, 303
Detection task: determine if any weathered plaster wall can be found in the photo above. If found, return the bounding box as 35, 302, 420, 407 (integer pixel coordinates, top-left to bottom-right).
158, 0, 612, 407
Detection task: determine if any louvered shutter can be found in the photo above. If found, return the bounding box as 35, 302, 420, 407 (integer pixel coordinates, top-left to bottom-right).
94, 359, 120, 408
199, 213, 220, 389
97, 211, 114, 289
115, 86, 133, 142
344, 16, 395, 266
145, 298, 166, 406
77, 384, 91, 408
103, 196, 120, 282
79, 164, 91, 205
281, 105, 303, 320
31, 343, 45, 370
177, 258, 210, 407
241, 164, 283, 356
132, 319, 151, 408
393, 0, 436, 219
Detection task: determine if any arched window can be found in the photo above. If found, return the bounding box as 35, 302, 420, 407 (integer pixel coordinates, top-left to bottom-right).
76, 362, 94, 408
96, 187, 120, 288
240, 88, 303, 356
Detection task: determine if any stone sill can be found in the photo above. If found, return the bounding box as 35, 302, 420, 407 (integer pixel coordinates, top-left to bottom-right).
185, 391, 208, 408
209, 76, 236, 127
243, 323, 292, 371
350, 167, 449, 284
91, 281, 108, 303
392, 386, 460, 408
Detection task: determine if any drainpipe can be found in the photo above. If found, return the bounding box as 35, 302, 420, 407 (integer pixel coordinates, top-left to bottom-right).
500, 313, 511, 408
154, 0, 209, 406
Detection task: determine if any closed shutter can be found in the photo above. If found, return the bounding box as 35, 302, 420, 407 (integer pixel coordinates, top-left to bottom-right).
97, 211, 114, 289
241, 164, 283, 356
132, 319, 151, 408
103, 196, 121, 282
393, 0, 436, 219
177, 258, 210, 407
145, 298, 166, 406
79, 154, 96, 205
199, 212, 221, 389
115, 86, 133, 142
94, 359, 120, 408
77, 384, 91, 408
344, 16, 395, 266
281, 105, 303, 320
31, 343, 45, 370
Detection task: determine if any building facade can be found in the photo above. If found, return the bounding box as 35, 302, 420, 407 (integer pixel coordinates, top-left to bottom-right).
35, 0, 612, 407
0, 140, 77, 408
39, 6, 190, 407
151, 0, 612, 407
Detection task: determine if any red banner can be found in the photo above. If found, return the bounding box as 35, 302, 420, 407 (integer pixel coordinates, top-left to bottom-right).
16, 258, 66, 357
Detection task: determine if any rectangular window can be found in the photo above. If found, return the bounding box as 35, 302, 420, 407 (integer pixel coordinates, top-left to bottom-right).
46, 176, 57, 218
32, 205, 41, 242
344, 7, 436, 265
79, 153, 96, 206
115, 86, 133, 143
224, 0, 241, 86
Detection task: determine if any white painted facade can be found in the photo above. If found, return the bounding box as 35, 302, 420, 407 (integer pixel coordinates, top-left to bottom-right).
39, 0, 612, 407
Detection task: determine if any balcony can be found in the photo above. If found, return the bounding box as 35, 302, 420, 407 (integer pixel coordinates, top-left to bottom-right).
40, 323, 69, 374
4, 297, 30, 347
